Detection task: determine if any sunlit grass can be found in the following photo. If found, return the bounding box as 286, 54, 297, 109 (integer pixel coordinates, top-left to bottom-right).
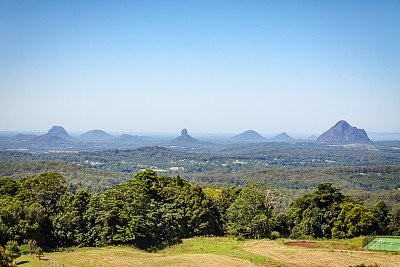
159, 236, 274, 263
15, 255, 50, 267
16, 236, 381, 267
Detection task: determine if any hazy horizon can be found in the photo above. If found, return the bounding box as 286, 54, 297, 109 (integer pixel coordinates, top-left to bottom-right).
1, 126, 400, 142
1, 1, 399, 134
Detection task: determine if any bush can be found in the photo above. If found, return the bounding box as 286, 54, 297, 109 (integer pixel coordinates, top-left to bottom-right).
18, 244, 28, 255
5, 241, 21, 261
270, 231, 281, 240
235, 234, 244, 241
0, 246, 17, 267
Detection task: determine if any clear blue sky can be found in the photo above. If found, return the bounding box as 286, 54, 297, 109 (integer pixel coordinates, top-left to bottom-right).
1, 0, 399, 135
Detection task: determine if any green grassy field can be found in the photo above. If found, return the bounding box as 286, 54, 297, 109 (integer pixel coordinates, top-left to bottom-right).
15, 236, 400, 267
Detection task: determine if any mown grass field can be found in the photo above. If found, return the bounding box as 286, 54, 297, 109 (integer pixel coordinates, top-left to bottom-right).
15, 236, 400, 267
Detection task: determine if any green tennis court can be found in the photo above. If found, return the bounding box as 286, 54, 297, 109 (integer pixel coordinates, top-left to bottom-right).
363, 237, 400, 251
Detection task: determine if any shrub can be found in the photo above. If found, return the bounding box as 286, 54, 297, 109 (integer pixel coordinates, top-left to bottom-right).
270, 231, 281, 240
5, 241, 21, 261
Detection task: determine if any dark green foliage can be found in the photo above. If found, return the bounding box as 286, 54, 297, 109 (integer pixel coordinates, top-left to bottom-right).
2, 160, 400, 211
332, 202, 374, 238
0, 173, 65, 247
4, 241, 21, 260
82, 170, 220, 249
0, 178, 18, 196
53, 190, 92, 247
288, 183, 348, 238
371, 200, 390, 235
0, 161, 135, 193
226, 183, 285, 238
1, 167, 397, 253
209, 187, 241, 233
190, 165, 400, 192
388, 208, 400, 236
0, 171, 221, 250
2, 142, 400, 176
347, 190, 400, 213
0, 245, 16, 267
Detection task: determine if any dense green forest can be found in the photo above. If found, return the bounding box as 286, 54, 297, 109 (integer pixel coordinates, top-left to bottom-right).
1, 144, 400, 261
190, 165, 400, 190
1, 171, 399, 260
1, 161, 400, 211
0, 161, 134, 193
1, 144, 400, 175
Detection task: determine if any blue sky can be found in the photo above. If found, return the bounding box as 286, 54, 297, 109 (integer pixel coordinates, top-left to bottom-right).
1, 0, 399, 135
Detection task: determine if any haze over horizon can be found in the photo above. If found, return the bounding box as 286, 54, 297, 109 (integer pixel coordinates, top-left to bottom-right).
1, 1, 399, 134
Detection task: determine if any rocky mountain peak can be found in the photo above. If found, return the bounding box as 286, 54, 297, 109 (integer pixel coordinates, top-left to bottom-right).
334, 120, 351, 129
317, 120, 370, 144
48, 126, 69, 136
181, 128, 189, 136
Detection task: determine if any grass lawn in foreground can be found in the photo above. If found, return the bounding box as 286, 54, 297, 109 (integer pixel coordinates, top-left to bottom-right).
16, 236, 400, 267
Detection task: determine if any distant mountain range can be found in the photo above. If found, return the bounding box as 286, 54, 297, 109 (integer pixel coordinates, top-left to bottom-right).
0, 121, 397, 153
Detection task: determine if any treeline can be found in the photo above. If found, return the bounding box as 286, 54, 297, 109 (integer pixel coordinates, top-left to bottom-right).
1, 171, 400, 257
2, 161, 400, 211
189, 165, 400, 191
1, 144, 400, 175
0, 161, 134, 193
189, 166, 400, 212
1, 159, 400, 193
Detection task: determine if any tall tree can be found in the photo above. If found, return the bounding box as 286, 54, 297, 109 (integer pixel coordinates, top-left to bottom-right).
388, 208, 400, 236
332, 202, 374, 238
227, 183, 285, 238
371, 200, 390, 235
288, 183, 348, 238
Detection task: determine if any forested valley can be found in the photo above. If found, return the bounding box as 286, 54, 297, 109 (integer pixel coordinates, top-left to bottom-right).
1, 144, 400, 264
1, 160, 400, 211
1, 170, 400, 261
1, 143, 400, 175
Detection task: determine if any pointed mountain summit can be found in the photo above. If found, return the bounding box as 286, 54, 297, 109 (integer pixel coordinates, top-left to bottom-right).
167, 128, 218, 152
317, 120, 370, 144
231, 130, 265, 142
170, 128, 199, 143
79, 130, 115, 142
30, 126, 76, 144
272, 132, 294, 142
181, 128, 189, 137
